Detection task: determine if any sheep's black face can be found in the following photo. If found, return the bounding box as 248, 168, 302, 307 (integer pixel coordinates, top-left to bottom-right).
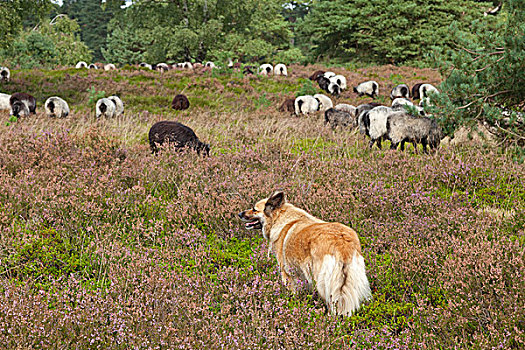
48, 101, 55, 113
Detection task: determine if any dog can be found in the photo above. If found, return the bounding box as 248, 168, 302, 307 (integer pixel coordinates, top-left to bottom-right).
238, 191, 372, 316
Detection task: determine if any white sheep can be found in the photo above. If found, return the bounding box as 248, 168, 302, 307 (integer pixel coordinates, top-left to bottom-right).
324, 72, 336, 79
259, 64, 273, 76
0, 93, 11, 110
107, 95, 124, 117
104, 64, 116, 71
139, 62, 153, 70
391, 98, 413, 108
328, 81, 341, 97
88, 64, 98, 69
75, 61, 88, 69
354, 81, 379, 99
183, 62, 193, 69
330, 75, 347, 90
313, 94, 333, 112
419, 84, 440, 107
205, 61, 216, 69
363, 106, 393, 149
274, 63, 288, 76
44, 96, 69, 118
96, 98, 116, 118
334, 103, 357, 117
0, 67, 10, 82
294, 95, 320, 115
390, 84, 410, 100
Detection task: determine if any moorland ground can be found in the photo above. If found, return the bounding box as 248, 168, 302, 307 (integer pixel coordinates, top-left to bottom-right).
0, 65, 523, 349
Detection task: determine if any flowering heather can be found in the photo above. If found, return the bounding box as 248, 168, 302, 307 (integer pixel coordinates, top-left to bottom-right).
0, 66, 523, 349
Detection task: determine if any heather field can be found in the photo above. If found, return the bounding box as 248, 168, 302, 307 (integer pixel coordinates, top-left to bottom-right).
0, 65, 524, 349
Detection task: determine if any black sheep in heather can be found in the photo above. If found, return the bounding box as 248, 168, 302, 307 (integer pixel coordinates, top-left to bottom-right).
172, 94, 190, 110
309, 70, 325, 81
278, 98, 296, 114
149, 121, 210, 156
10, 92, 36, 115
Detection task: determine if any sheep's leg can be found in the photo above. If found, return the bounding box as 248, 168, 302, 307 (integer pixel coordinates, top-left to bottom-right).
376, 139, 382, 149
390, 142, 398, 150
400, 140, 406, 151
368, 139, 376, 149
422, 141, 429, 154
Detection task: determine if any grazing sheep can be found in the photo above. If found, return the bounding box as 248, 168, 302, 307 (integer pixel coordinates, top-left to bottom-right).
391, 98, 414, 108
411, 83, 424, 100
95, 98, 116, 118
278, 98, 296, 114
10, 92, 36, 114
228, 58, 234, 68
387, 112, 443, 153
334, 103, 357, 117
44, 96, 69, 118
324, 71, 336, 79
1, 67, 10, 82
356, 102, 383, 135
390, 84, 410, 100
156, 63, 170, 72
75, 61, 88, 69
183, 62, 193, 69
354, 81, 379, 99
295, 95, 320, 115
315, 75, 331, 93
324, 108, 356, 129
104, 63, 116, 71
362, 106, 393, 149
205, 61, 216, 69
330, 75, 347, 90
10, 101, 30, 117
0, 93, 11, 110
149, 121, 210, 156
172, 94, 190, 110
108, 95, 124, 117
139, 62, 153, 70
419, 84, 440, 106
309, 70, 325, 81
274, 63, 288, 76
88, 64, 98, 69
259, 64, 273, 76
313, 94, 333, 112
328, 81, 341, 97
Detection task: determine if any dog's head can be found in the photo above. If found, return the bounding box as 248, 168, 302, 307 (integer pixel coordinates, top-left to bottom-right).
238, 191, 286, 234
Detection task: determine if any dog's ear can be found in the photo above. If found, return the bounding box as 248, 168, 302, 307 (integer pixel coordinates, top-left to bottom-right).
265, 191, 285, 216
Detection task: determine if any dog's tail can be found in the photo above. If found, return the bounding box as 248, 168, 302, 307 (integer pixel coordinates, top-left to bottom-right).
317, 253, 372, 316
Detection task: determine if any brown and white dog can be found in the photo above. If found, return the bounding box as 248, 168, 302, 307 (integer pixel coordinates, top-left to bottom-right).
239, 191, 372, 316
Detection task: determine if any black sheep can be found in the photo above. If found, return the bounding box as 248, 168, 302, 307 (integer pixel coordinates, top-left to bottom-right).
411, 83, 424, 100
278, 98, 295, 114
309, 70, 325, 81
315, 76, 331, 93
10, 92, 36, 114
149, 121, 210, 156
172, 94, 190, 110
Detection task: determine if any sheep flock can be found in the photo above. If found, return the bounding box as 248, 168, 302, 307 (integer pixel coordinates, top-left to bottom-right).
0, 60, 451, 155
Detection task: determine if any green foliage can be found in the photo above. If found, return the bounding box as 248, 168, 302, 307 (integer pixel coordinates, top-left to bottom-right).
274, 47, 307, 65
295, 78, 318, 97
431, 0, 525, 145
297, 0, 493, 65
3, 228, 102, 290
86, 85, 106, 105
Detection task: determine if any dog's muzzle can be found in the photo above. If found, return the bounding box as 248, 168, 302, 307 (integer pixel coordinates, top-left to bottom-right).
238, 211, 262, 230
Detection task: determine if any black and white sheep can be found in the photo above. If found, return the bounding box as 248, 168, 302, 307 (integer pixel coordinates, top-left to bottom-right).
392, 98, 426, 115
356, 103, 383, 136
108, 95, 124, 117
330, 75, 347, 90
274, 63, 287, 76
314, 94, 333, 112
259, 64, 273, 76
390, 84, 410, 100
10, 101, 30, 117
205, 62, 216, 69
324, 72, 336, 79
139, 62, 153, 70
0, 67, 10, 82
183, 62, 193, 69
44, 96, 69, 118
328, 81, 341, 97
387, 112, 442, 153
0, 93, 11, 110
334, 103, 357, 117
104, 64, 116, 71
315, 75, 331, 93
148, 121, 210, 156
88, 64, 98, 70
411, 83, 424, 100
294, 95, 320, 115
172, 94, 190, 110
362, 106, 393, 149
155, 63, 170, 72
10, 92, 36, 116
418, 84, 440, 106
75, 61, 88, 69
354, 81, 379, 99
95, 98, 116, 118
324, 108, 357, 129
